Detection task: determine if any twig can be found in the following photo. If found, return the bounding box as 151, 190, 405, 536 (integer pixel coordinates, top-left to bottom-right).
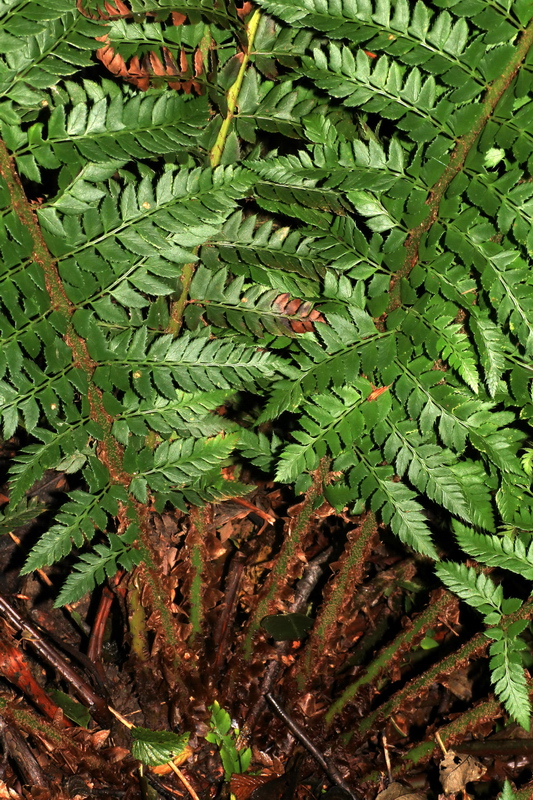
232, 497, 277, 526
87, 583, 118, 672
109, 706, 200, 800
0, 714, 48, 788
435, 730, 448, 756
240, 548, 332, 740
168, 761, 201, 800
382, 734, 393, 783
265, 693, 359, 800
213, 550, 247, 676
0, 594, 111, 725
288, 547, 333, 613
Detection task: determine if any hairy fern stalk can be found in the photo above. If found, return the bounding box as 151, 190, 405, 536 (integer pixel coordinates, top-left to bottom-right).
0, 0, 533, 734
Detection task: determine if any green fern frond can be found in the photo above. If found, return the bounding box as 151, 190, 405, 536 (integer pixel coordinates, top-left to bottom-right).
376, 478, 437, 558
10, 81, 209, 183
204, 210, 324, 290
275, 384, 365, 482
495, 477, 533, 529
113, 388, 235, 441
254, 0, 517, 59
237, 71, 322, 141
0, 4, 101, 107
489, 632, 531, 731
20, 486, 128, 574
383, 426, 472, 522
500, 779, 519, 799
238, 428, 283, 472
80, 0, 242, 26
54, 532, 142, 607
449, 462, 496, 533
470, 316, 508, 398
454, 522, 533, 580
521, 448, 533, 478
259, 310, 379, 420
478, 249, 533, 355
127, 432, 240, 502
189, 264, 320, 336
435, 561, 503, 622
122, 329, 291, 394
434, 320, 480, 394
303, 46, 445, 143
0, 498, 47, 537
8, 426, 89, 507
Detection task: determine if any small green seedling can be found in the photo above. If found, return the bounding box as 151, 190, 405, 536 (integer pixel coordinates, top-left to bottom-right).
206, 701, 252, 781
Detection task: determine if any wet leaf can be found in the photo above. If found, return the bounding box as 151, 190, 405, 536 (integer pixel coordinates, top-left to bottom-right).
49, 690, 91, 728
230, 774, 281, 800
439, 750, 486, 794
375, 781, 427, 800
130, 727, 190, 767
261, 613, 314, 641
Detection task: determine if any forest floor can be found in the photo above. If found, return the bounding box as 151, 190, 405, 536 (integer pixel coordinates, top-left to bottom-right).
0, 462, 531, 800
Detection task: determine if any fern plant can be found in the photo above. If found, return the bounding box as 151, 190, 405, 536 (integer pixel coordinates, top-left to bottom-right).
1, 0, 533, 752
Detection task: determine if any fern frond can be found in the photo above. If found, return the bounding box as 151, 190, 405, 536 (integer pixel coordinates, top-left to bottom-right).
495, 477, 533, 529
80, 0, 242, 26
253, 13, 313, 78
449, 462, 496, 533
383, 424, 472, 522
500, 779, 519, 799
275, 384, 365, 482
0, 498, 47, 537
435, 561, 503, 621
204, 210, 324, 291
477, 248, 533, 356
127, 432, 240, 502
435, 319, 480, 394
249, 152, 351, 218
378, 477, 437, 558
238, 428, 283, 472
454, 522, 533, 580
8, 426, 88, 507
189, 264, 322, 336
54, 532, 142, 607
119, 329, 291, 395
489, 632, 531, 731
20, 486, 128, 574
255, 0, 516, 64
113, 388, 235, 441
259, 312, 379, 420
11, 81, 209, 182
394, 358, 525, 473
237, 71, 322, 141
302, 46, 446, 144
182, 472, 252, 506
470, 316, 508, 398
0, 5, 101, 106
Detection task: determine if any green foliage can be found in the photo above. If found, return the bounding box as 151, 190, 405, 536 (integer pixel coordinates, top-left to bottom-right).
500, 780, 519, 800
130, 726, 190, 767
0, 498, 46, 536
205, 701, 252, 780
49, 690, 92, 728
436, 560, 531, 729
0, 0, 533, 734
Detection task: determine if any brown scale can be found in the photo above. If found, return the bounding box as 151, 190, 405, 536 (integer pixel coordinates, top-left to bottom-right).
77, 0, 208, 94
77, 1, 255, 93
